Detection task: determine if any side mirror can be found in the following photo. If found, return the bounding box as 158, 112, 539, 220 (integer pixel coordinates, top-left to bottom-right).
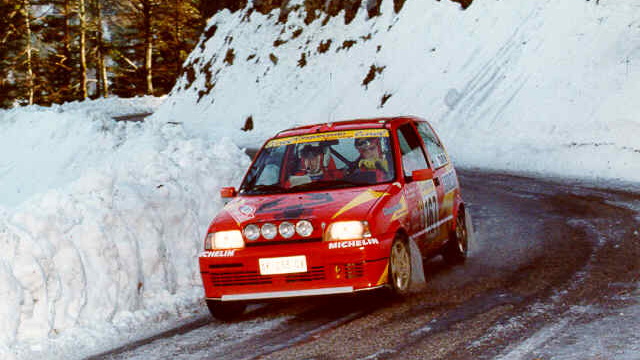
411, 168, 434, 182
220, 187, 237, 198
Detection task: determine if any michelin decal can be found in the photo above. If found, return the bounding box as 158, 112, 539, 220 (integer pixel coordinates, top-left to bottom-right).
328, 238, 380, 249
200, 250, 236, 257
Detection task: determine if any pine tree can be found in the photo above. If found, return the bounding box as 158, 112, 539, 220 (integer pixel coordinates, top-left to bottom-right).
0, 0, 25, 107
38, 0, 77, 103
109, 0, 204, 97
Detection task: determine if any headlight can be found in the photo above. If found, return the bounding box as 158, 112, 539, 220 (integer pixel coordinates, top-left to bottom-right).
205, 230, 245, 250
243, 224, 260, 241
296, 220, 313, 237
261, 223, 277, 239
279, 222, 295, 238
324, 221, 370, 241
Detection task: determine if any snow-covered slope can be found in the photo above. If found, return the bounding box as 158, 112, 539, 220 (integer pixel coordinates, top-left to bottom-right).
157, 0, 640, 183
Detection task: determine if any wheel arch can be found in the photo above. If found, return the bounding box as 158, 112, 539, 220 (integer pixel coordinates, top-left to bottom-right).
451, 195, 466, 233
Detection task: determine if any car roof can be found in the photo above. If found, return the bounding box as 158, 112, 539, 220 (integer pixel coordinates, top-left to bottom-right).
274, 116, 425, 138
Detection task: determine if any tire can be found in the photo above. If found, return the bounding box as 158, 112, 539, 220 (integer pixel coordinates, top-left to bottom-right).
442, 207, 469, 265
388, 235, 412, 296
206, 300, 246, 321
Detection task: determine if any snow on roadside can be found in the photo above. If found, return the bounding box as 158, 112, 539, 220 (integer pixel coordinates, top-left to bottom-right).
0, 97, 250, 359
0, 96, 164, 208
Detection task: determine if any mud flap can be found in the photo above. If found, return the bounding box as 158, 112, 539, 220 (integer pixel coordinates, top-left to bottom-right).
464, 207, 475, 255
407, 237, 427, 292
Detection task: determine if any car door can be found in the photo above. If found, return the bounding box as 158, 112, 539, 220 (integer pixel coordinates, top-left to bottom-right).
414, 121, 457, 249
395, 123, 439, 254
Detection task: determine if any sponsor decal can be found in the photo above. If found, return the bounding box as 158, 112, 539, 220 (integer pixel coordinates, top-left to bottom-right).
332, 189, 389, 219
383, 204, 401, 215
266, 129, 389, 148
418, 180, 436, 196
328, 238, 380, 249
226, 199, 255, 224
383, 196, 409, 221
440, 170, 458, 194
239, 205, 256, 217
434, 153, 449, 168
258, 193, 334, 219
409, 215, 454, 240
200, 250, 236, 257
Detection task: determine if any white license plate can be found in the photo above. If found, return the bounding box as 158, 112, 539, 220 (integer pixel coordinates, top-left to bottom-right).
259, 255, 307, 275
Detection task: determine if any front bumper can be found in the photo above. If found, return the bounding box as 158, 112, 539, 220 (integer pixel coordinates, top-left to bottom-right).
199, 236, 392, 302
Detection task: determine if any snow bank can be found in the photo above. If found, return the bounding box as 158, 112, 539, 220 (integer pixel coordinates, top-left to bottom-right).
0, 97, 164, 208
0, 97, 250, 358
156, 0, 640, 183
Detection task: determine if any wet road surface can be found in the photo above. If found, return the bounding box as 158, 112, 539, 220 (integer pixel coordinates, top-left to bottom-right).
96, 170, 640, 360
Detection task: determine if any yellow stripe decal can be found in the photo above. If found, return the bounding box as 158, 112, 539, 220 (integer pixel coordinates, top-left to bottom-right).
331, 189, 389, 219
376, 262, 389, 286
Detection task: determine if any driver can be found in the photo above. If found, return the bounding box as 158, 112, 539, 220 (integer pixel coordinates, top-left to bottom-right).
300, 144, 325, 180
287, 144, 342, 187
355, 137, 389, 174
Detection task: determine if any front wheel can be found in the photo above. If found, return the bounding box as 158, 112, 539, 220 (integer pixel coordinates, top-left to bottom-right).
206, 300, 246, 321
389, 235, 412, 296
442, 208, 469, 265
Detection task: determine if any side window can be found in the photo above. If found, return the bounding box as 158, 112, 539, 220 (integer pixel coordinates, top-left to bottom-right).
397, 124, 429, 177
416, 122, 448, 168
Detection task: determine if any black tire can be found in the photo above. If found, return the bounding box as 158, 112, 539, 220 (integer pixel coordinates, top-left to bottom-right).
442, 208, 469, 265
388, 235, 412, 296
206, 300, 246, 321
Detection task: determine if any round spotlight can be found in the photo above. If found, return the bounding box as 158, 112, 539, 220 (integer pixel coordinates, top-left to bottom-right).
279, 222, 295, 238
243, 224, 260, 241
261, 223, 277, 239
296, 220, 313, 237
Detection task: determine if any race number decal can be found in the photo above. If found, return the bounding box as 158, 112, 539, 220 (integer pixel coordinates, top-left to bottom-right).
422, 191, 438, 233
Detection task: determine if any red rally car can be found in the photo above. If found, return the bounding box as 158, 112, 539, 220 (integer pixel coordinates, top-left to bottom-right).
199, 116, 470, 320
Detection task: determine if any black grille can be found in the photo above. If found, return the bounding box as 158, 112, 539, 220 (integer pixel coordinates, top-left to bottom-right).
209, 271, 273, 287
285, 266, 326, 283
208, 263, 243, 269
343, 262, 364, 279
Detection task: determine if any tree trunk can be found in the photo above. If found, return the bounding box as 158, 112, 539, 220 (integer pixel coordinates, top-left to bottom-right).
63, 0, 72, 98
79, 0, 88, 98
174, 0, 181, 76
95, 0, 108, 97
23, 0, 34, 105
143, 0, 154, 95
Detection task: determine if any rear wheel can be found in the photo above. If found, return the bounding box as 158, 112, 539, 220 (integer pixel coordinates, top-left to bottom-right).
206, 300, 246, 321
442, 208, 469, 265
389, 235, 412, 296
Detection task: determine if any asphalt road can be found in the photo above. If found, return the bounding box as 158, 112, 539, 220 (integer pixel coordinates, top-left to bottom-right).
97, 169, 640, 360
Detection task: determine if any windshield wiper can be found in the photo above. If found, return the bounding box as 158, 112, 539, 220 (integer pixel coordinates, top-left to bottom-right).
243, 184, 288, 195
291, 179, 359, 191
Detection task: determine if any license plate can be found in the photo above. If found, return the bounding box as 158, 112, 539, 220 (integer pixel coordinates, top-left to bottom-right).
259, 255, 307, 275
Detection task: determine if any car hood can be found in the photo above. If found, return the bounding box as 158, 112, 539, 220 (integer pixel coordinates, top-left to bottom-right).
211, 184, 396, 230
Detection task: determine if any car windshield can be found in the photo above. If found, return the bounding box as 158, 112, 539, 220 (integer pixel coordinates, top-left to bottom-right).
240, 129, 395, 195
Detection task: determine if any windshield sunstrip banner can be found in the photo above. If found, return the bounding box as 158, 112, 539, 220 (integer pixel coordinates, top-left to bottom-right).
266, 129, 390, 148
